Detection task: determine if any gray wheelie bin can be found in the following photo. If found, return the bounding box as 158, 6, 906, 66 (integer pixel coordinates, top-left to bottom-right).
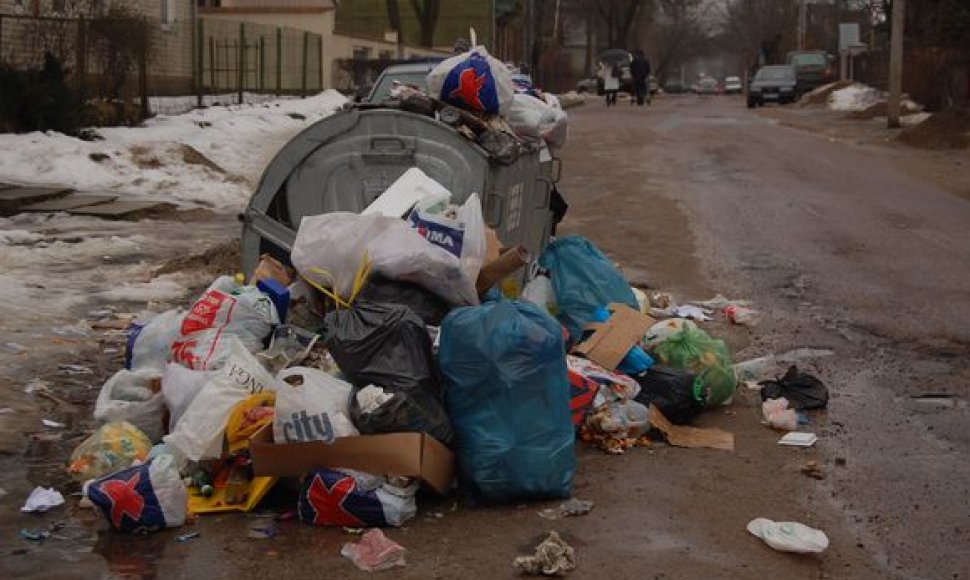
240, 106, 555, 287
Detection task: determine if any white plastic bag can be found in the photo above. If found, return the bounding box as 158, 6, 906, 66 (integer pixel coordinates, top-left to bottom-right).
521, 267, 557, 314
125, 309, 185, 372
507, 93, 568, 149
274, 367, 358, 443
180, 276, 279, 349
161, 363, 214, 431
163, 335, 280, 464
407, 192, 486, 283
291, 212, 478, 306
746, 518, 829, 553
169, 328, 237, 371
427, 46, 514, 116
94, 369, 166, 443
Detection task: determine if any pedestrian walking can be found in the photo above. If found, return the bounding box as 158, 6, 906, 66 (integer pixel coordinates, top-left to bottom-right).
600, 61, 620, 107
630, 49, 651, 106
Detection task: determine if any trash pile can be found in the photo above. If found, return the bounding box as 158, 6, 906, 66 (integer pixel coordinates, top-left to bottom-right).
49, 44, 831, 571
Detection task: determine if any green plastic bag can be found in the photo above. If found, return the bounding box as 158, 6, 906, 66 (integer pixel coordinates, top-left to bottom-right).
652, 326, 735, 406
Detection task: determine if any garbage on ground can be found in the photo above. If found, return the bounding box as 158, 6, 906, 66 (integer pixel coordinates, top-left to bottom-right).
249, 423, 454, 496
633, 365, 705, 425
69, 421, 153, 482
42, 419, 66, 428
160, 363, 213, 432
175, 531, 200, 542
566, 355, 641, 426
513, 530, 576, 577
571, 303, 654, 372
651, 325, 735, 407
340, 528, 407, 572
86, 454, 187, 533
94, 369, 166, 443
274, 367, 357, 444
325, 302, 452, 444
746, 518, 829, 554
21, 486, 65, 513
247, 518, 280, 539
759, 366, 829, 410
297, 468, 417, 527
441, 301, 575, 502
762, 397, 797, 431
672, 304, 712, 322
580, 399, 651, 455
539, 499, 594, 519
59, 364, 93, 375
800, 460, 825, 480
20, 528, 52, 541
724, 304, 762, 326
777, 432, 817, 447
643, 318, 697, 351
648, 406, 735, 451
538, 236, 639, 343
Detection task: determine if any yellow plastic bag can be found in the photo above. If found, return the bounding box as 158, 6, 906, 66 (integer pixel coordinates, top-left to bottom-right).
68, 421, 152, 482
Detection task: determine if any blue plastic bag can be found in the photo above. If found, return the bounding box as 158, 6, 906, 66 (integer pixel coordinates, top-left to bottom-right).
538, 236, 638, 344
427, 47, 515, 116
439, 301, 575, 503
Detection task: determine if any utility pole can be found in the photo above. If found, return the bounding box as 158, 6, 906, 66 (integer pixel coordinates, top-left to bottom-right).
887, 0, 905, 128
798, 0, 807, 50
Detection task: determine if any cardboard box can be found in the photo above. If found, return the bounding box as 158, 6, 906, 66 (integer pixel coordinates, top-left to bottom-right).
571, 303, 655, 370
249, 424, 454, 495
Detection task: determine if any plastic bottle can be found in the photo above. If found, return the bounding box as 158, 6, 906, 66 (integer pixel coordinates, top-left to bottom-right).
724, 305, 762, 326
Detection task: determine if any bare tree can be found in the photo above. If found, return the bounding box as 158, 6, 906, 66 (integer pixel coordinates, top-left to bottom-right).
583, 0, 652, 48
408, 0, 441, 47
717, 0, 799, 73
644, 0, 712, 80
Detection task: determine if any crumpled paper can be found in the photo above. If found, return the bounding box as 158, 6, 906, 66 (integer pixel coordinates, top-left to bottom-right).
341, 528, 406, 572
513, 530, 576, 576
21, 486, 65, 513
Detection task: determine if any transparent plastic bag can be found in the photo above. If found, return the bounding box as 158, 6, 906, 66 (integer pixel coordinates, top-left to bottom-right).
69, 421, 152, 483
125, 309, 185, 372
94, 369, 166, 443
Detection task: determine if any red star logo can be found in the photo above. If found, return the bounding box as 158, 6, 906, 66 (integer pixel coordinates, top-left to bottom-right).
307, 473, 364, 526
98, 473, 145, 528
450, 68, 487, 111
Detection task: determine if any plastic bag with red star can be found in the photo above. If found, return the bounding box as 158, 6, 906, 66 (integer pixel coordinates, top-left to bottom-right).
427, 46, 514, 116
297, 468, 417, 528
85, 453, 187, 533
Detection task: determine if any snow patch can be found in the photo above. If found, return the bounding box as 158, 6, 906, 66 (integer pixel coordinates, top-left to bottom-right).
98, 276, 189, 304
828, 84, 883, 112
0, 230, 44, 245
0, 91, 348, 210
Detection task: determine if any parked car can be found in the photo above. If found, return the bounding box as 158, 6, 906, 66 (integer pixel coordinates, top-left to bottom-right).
723, 76, 743, 94
596, 49, 633, 94
785, 50, 837, 94
694, 76, 720, 95
663, 80, 686, 94
747, 65, 798, 107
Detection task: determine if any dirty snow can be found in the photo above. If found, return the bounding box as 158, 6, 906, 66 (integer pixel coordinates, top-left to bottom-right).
98, 275, 190, 304
828, 84, 883, 112
0, 91, 347, 209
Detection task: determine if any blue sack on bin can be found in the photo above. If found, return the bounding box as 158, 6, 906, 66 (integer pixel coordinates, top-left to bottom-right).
538, 236, 639, 344
439, 301, 575, 503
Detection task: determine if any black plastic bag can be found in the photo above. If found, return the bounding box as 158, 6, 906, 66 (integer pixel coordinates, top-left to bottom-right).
758, 365, 829, 410
633, 365, 705, 425
323, 301, 452, 444
356, 275, 453, 326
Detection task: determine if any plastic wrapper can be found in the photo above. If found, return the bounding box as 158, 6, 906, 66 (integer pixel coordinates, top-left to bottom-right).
291, 212, 478, 307
86, 454, 187, 533
298, 467, 417, 527
427, 46, 514, 116
652, 325, 735, 406
538, 236, 638, 344
324, 302, 452, 444
94, 369, 166, 443
69, 422, 152, 483
440, 301, 575, 503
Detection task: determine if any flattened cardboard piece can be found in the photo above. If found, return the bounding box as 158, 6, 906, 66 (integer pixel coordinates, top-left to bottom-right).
649, 406, 735, 451
571, 303, 655, 370
250, 423, 454, 495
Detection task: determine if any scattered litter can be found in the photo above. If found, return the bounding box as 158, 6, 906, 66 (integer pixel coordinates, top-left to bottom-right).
20, 528, 51, 541
559, 499, 593, 517
746, 518, 829, 553
672, 304, 712, 322
690, 294, 752, 310
800, 460, 825, 480
58, 364, 93, 375
0, 407, 15, 415
21, 486, 65, 513
42, 419, 66, 429
759, 366, 829, 410
3, 342, 27, 354
175, 531, 201, 542
248, 518, 280, 539
724, 305, 762, 326
513, 530, 577, 576
52, 322, 90, 338
778, 432, 817, 447
340, 528, 407, 572
649, 406, 735, 451
23, 379, 51, 394
761, 398, 797, 431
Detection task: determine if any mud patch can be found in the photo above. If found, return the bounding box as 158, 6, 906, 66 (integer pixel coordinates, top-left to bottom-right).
153, 239, 240, 279
179, 144, 226, 174
896, 106, 970, 149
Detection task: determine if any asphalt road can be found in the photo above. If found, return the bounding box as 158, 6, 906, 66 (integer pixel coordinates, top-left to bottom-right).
3, 94, 969, 579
